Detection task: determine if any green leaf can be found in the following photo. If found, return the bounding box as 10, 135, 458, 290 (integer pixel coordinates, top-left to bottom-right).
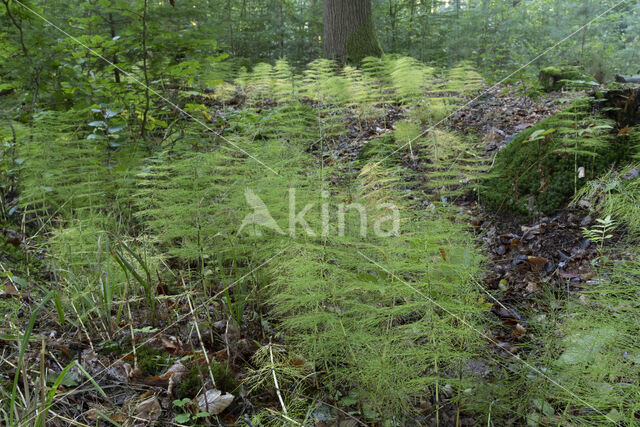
134, 326, 159, 333
45, 369, 78, 387
174, 413, 191, 423
37, 362, 77, 427
532, 398, 555, 417
10, 291, 54, 425
104, 108, 122, 118
10, 275, 27, 287
107, 125, 125, 134
53, 292, 65, 326
173, 398, 191, 408
75, 362, 108, 398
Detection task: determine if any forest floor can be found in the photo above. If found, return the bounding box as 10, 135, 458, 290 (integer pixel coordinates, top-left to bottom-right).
1, 80, 635, 426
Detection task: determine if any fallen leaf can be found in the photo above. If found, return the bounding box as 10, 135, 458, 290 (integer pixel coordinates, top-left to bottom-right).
164, 361, 188, 396
525, 281, 540, 293
105, 360, 131, 383
135, 396, 162, 421
511, 323, 527, 338
0, 283, 20, 298
197, 389, 234, 414
161, 337, 179, 354
618, 126, 633, 136
557, 270, 580, 279
1, 228, 21, 246
622, 168, 639, 180
527, 256, 549, 272
111, 413, 126, 423
213, 320, 240, 341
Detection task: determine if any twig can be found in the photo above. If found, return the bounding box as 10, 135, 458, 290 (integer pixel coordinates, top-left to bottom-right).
268, 338, 288, 417
70, 301, 94, 352
182, 277, 216, 389
126, 289, 137, 371
39, 338, 46, 423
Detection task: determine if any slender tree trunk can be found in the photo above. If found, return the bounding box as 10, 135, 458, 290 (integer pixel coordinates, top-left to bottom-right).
226, 0, 234, 55
141, 0, 150, 138
389, 0, 397, 53
408, 0, 416, 53
2, 0, 40, 105
323, 0, 382, 63
279, 0, 285, 58
108, 13, 121, 83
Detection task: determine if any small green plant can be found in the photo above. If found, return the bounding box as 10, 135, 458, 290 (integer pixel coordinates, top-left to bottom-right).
573, 163, 640, 237
137, 345, 171, 376
210, 360, 239, 393
86, 107, 125, 148
582, 215, 616, 254
111, 239, 157, 322
175, 362, 203, 400
173, 398, 210, 425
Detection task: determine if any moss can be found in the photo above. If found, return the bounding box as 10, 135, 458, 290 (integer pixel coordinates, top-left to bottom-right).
172, 360, 238, 399
539, 66, 597, 92
175, 363, 202, 399
137, 346, 171, 376
481, 98, 637, 216
211, 361, 239, 393
632, 126, 640, 149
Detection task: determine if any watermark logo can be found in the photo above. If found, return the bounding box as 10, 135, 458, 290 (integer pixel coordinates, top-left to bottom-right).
239, 188, 400, 238
238, 189, 286, 236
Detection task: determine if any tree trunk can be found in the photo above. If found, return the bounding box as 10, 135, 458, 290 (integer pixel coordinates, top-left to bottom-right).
323, 0, 382, 63
108, 13, 121, 84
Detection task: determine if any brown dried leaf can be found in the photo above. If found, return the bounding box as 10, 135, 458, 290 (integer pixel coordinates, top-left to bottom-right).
527, 256, 549, 272
197, 389, 234, 414
511, 323, 527, 339
525, 281, 540, 293
164, 361, 188, 396
161, 337, 179, 353
0, 283, 20, 297
618, 126, 633, 136
135, 396, 162, 421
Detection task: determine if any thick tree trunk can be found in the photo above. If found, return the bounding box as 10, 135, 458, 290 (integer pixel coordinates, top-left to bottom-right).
323, 0, 382, 63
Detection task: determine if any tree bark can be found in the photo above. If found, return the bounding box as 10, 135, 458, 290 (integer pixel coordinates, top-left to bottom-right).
323, 0, 382, 63
108, 13, 121, 84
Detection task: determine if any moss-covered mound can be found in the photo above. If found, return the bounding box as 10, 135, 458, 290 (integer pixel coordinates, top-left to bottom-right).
539, 66, 598, 91
481, 98, 639, 216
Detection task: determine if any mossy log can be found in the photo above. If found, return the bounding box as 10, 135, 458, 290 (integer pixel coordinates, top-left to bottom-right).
615, 75, 640, 84
598, 88, 640, 127
538, 66, 597, 92
482, 91, 640, 217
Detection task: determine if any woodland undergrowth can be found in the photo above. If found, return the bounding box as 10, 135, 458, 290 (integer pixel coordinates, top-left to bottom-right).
2, 55, 640, 426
